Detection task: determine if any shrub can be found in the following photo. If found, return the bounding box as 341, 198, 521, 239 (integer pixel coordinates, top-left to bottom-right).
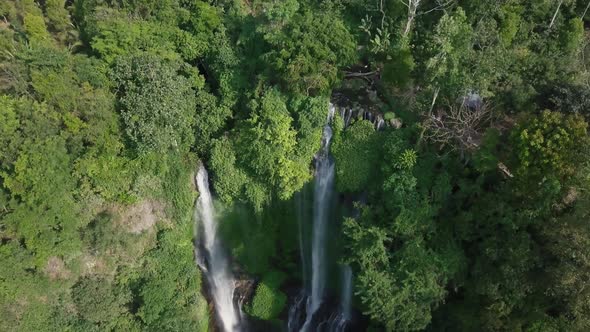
247, 271, 287, 320
332, 120, 379, 192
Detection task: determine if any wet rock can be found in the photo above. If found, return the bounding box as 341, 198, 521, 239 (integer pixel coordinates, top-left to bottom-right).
234, 276, 257, 309
368, 89, 378, 103
390, 118, 402, 129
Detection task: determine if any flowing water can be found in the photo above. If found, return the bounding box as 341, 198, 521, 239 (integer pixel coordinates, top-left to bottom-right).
195, 165, 240, 332
340, 265, 353, 321
324, 265, 353, 332
288, 104, 339, 332
302, 104, 336, 330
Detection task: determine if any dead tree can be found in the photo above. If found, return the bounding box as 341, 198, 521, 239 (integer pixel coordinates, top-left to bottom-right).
400, 0, 454, 37
401, 0, 421, 37
423, 98, 492, 156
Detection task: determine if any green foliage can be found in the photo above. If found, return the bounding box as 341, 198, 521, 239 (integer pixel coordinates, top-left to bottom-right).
332, 120, 379, 192
343, 128, 454, 331
559, 18, 584, 53
290, 95, 327, 163
210, 90, 323, 209
382, 46, 415, 88
90, 15, 182, 63
237, 89, 312, 200
513, 110, 588, 182
395, 149, 417, 170
499, 5, 522, 46
113, 54, 197, 154
343, 216, 389, 268
72, 276, 130, 324
262, 9, 357, 95
138, 229, 208, 331
247, 271, 287, 320
426, 8, 474, 96
3, 136, 82, 263
209, 137, 251, 205
540, 197, 590, 330
550, 84, 590, 117
0, 5, 208, 330
220, 202, 282, 275
45, 0, 70, 33
21, 0, 52, 45
194, 90, 231, 153
472, 128, 501, 173
3, 1, 590, 331
84, 1, 221, 64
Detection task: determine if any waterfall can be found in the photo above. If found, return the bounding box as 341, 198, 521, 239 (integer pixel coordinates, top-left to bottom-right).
194, 165, 240, 332
376, 116, 385, 131
317, 265, 353, 332
300, 104, 336, 331
295, 191, 309, 288
289, 103, 355, 332
340, 265, 353, 321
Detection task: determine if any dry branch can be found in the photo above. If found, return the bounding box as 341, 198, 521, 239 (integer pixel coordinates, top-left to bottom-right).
423, 98, 493, 155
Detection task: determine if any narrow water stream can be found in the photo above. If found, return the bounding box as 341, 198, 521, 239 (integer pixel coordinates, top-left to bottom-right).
288, 103, 353, 332
195, 165, 241, 332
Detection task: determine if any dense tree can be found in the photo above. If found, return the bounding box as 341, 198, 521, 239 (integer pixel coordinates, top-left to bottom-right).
261, 7, 357, 95
236, 89, 310, 200
332, 119, 380, 192
72, 276, 130, 325
112, 54, 197, 154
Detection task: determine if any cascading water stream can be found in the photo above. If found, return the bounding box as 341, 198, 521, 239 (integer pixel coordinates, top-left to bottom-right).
324, 265, 354, 332
299, 104, 336, 331
195, 165, 240, 332
340, 265, 353, 321
289, 103, 357, 332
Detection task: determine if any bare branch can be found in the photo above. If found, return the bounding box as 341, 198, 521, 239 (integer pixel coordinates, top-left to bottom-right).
549, 0, 563, 29
344, 71, 378, 78
380, 0, 386, 30
420, 0, 454, 15
498, 162, 514, 178
401, 0, 421, 37
583, 0, 590, 20
423, 98, 493, 155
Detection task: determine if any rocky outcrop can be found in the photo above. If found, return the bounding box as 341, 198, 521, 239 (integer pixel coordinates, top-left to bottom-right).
333, 75, 400, 131
234, 275, 257, 310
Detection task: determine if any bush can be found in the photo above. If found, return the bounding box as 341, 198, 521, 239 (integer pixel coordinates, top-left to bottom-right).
247, 271, 287, 320
72, 276, 130, 324
112, 54, 196, 154
332, 120, 379, 192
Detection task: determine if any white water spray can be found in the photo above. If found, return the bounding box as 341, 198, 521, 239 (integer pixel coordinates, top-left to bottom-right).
195, 165, 240, 332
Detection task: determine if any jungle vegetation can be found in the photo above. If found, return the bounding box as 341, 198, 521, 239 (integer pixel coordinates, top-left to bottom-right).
1, 0, 590, 331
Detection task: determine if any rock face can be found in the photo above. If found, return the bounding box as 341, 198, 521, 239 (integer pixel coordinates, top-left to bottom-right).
234, 275, 257, 310
333, 73, 394, 131
390, 118, 402, 129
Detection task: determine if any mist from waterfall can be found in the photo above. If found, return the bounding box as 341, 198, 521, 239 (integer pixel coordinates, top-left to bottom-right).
195, 165, 240, 332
